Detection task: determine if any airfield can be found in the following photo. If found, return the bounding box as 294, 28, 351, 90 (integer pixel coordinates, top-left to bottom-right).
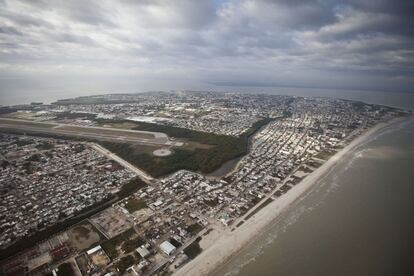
0, 118, 181, 147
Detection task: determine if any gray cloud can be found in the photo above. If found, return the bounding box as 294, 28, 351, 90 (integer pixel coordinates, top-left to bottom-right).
0, 0, 413, 96
0, 26, 22, 35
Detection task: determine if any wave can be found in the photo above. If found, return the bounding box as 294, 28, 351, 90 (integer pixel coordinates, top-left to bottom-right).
220, 118, 414, 276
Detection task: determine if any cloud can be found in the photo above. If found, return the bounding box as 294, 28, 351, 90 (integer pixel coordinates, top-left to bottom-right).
0, 0, 413, 96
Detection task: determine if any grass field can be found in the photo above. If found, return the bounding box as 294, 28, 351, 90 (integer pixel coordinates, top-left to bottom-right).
101, 122, 138, 130
124, 198, 148, 213
0, 118, 56, 129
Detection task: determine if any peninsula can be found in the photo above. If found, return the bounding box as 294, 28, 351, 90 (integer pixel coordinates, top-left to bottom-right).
0, 91, 408, 276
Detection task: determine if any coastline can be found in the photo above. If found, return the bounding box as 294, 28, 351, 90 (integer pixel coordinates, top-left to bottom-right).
174, 116, 406, 276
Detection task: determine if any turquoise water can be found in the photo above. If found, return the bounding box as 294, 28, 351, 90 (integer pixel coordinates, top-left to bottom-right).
217, 117, 414, 276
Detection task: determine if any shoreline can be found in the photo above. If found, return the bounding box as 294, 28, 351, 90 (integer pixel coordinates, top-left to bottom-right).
174, 116, 406, 276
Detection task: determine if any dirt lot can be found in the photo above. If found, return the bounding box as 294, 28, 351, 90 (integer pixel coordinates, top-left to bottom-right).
90, 251, 111, 267
67, 221, 102, 251
90, 207, 132, 238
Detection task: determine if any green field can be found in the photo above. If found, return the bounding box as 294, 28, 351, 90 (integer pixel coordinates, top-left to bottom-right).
101, 228, 142, 259
97, 118, 273, 177
125, 198, 147, 213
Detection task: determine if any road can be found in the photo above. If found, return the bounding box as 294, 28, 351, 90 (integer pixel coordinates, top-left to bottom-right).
90, 142, 154, 183
89, 143, 216, 275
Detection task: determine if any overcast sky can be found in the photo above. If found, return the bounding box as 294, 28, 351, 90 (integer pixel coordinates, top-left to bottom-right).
0, 0, 413, 100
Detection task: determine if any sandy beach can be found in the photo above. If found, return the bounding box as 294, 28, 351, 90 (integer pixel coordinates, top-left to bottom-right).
174, 117, 403, 276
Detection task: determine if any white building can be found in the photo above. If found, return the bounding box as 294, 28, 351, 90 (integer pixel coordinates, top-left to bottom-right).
159, 241, 176, 255
136, 246, 150, 258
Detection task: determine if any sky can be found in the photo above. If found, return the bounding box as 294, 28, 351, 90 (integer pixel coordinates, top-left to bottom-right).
0, 0, 413, 101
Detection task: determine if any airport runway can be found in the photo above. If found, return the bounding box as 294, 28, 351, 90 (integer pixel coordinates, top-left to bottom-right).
0, 117, 181, 146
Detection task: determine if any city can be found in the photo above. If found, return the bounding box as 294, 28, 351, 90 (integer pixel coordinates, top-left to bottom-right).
0, 91, 405, 276
1, 1, 413, 275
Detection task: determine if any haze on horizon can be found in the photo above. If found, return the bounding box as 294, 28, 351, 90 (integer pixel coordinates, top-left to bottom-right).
0, 0, 413, 100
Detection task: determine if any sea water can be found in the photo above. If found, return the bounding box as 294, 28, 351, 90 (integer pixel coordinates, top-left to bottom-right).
217, 117, 414, 276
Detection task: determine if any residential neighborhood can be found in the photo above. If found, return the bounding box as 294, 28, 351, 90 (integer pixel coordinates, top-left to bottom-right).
0, 91, 403, 275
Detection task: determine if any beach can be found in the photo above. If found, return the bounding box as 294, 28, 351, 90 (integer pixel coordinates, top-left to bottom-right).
174, 117, 403, 276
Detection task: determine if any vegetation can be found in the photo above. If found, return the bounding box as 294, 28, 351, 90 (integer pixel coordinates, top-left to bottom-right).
184, 237, 202, 259
56, 263, 75, 276
55, 111, 97, 121
101, 228, 137, 259
98, 117, 274, 177
0, 159, 10, 169
169, 238, 182, 248
98, 141, 198, 177
0, 117, 273, 260
186, 223, 203, 235
116, 178, 147, 199
121, 236, 144, 253
27, 153, 41, 162
15, 139, 33, 147
101, 238, 122, 259
113, 255, 135, 273
315, 150, 336, 160
204, 198, 219, 207
125, 198, 147, 213
1, 128, 97, 143
36, 141, 55, 150
350, 100, 367, 111
297, 165, 313, 173
245, 198, 273, 220
306, 160, 322, 168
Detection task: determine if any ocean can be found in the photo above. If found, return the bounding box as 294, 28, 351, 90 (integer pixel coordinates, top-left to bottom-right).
217, 117, 414, 276
1, 85, 414, 111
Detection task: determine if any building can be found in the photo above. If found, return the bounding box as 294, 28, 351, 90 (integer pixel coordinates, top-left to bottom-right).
136, 246, 150, 258
159, 241, 176, 255
86, 245, 102, 255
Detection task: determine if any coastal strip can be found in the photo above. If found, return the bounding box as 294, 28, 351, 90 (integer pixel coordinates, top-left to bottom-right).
174, 117, 406, 276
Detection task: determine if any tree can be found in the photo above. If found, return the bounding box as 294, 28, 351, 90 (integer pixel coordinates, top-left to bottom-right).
56, 263, 75, 276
